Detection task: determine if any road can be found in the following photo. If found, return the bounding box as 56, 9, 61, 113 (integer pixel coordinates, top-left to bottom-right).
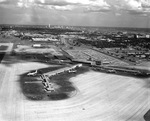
0, 61, 150, 121
44, 64, 81, 77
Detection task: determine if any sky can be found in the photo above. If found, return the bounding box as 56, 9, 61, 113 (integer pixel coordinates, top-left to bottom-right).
0, 0, 150, 28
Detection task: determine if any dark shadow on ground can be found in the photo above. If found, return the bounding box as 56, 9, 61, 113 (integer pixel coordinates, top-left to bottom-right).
0, 52, 5, 63
93, 68, 150, 90
144, 109, 150, 121
18, 65, 89, 101
92, 68, 150, 79
2, 52, 70, 67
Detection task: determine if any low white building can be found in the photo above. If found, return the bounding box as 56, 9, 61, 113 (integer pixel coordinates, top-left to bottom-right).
32, 38, 59, 42
32, 44, 42, 48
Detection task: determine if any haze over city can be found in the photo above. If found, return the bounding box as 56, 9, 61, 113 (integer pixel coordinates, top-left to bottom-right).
0, 0, 150, 28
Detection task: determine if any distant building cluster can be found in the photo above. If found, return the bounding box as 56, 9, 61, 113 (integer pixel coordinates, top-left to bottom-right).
0, 24, 150, 65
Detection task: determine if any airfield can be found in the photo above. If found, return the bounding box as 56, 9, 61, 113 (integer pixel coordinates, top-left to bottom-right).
0, 53, 150, 121
0, 39, 150, 121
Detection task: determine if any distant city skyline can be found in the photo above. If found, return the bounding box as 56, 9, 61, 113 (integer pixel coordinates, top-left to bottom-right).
0, 0, 150, 28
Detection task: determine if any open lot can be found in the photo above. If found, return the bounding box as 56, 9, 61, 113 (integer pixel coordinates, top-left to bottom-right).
0, 61, 150, 121
65, 47, 129, 66
0, 45, 8, 51
14, 45, 63, 56
0, 35, 32, 49
0, 43, 13, 53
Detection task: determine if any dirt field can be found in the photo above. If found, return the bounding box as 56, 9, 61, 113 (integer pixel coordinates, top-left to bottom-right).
0, 61, 150, 121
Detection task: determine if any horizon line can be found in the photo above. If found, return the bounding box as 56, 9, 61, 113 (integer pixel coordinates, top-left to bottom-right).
0, 23, 150, 30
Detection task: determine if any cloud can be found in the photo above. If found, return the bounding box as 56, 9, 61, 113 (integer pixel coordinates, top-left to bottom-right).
126, 9, 147, 15
141, 0, 150, 8
0, 0, 6, 2
83, 0, 111, 12
127, 0, 141, 9
114, 0, 150, 15
66, 0, 109, 6
51, 5, 75, 11
85, 6, 111, 12
115, 13, 121, 16
2, 0, 149, 15
118, 0, 142, 10
35, 0, 111, 12
36, 0, 109, 7
0, 0, 111, 12
35, 0, 74, 6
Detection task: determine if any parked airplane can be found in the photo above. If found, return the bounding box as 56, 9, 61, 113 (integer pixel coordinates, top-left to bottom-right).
27, 70, 38, 76
68, 69, 77, 73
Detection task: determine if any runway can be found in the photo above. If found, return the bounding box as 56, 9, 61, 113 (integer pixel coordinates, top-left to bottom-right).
0, 62, 150, 121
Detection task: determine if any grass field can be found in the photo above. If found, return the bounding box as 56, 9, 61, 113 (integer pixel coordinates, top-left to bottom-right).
18, 65, 89, 101
19, 66, 65, 100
